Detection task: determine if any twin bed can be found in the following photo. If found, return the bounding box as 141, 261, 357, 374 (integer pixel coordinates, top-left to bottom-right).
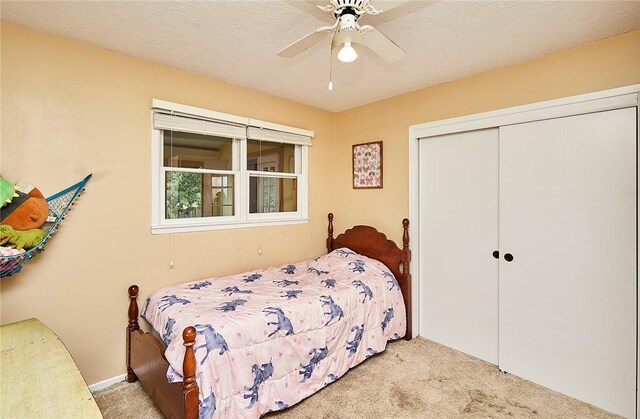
126, 214, 412, 418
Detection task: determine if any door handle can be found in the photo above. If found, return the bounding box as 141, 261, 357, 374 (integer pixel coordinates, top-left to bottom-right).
492, 251, 499, 259
504, 253, 514, 262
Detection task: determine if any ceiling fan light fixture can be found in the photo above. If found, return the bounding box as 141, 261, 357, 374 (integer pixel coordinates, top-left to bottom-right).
277, 0, 409, 90
337, 42, 358, 63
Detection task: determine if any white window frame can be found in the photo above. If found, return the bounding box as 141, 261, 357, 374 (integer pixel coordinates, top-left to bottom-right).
151, 99, 311, 234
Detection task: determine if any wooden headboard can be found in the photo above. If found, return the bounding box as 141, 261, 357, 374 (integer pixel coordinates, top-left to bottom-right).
326, 213, 412, 340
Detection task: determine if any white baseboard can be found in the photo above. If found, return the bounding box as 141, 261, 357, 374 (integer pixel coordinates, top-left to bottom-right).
89, 373, 127, 392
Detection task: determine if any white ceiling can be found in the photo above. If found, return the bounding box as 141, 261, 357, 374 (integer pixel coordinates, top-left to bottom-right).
2, 0, 639, 112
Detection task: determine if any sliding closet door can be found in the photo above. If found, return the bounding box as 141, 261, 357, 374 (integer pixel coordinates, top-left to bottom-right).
419, 128, 499, 364
499, 108, 637, 418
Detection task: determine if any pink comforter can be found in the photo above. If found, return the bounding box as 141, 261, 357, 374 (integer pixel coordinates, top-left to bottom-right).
143, 248, 406, 418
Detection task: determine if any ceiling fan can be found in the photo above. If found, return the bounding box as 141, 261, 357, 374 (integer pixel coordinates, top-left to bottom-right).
278, 0, 409, 64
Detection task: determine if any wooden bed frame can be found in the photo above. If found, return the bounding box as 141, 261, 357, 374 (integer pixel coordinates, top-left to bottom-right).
126, 213, 412, 419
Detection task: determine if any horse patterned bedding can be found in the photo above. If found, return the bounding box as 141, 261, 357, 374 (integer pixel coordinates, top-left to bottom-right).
142, 248, 407, 419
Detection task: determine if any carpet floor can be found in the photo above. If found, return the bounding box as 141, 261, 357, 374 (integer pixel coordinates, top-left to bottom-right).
94, 338, 621, 418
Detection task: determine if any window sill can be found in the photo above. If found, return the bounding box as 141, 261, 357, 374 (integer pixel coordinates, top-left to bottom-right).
151, 218, 310, 235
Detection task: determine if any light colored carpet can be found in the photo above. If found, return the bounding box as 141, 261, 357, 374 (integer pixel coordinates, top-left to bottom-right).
94, 338, 621, 418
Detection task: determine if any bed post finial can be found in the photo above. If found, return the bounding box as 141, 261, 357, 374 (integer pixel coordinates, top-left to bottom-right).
182, 326, 199, 419
401, 219, 412, 340
402, 219, 410, 249
127, 285, 140, 382
128, 285, 140, 331
327, 213, 335, 252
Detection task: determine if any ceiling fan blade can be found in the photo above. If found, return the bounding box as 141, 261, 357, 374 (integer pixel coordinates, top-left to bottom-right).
278, 29, 333, 58
369, 0, 411, 13
361, 26, 405, 63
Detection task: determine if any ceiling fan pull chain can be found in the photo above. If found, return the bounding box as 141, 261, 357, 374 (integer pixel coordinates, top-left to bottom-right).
328, 41, 334, 91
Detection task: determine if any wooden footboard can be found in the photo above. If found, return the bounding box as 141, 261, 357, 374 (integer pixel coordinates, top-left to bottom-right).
127, 285, 199, 419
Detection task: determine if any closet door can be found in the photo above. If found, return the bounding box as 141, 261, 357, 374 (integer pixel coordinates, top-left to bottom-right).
419, 128, 499, 364
499, 108, 637, 418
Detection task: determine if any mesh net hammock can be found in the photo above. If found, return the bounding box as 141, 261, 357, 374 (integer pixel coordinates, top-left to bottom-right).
0, 174, 92, 278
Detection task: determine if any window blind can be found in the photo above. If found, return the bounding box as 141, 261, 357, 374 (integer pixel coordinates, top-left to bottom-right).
153, 112, 246, 139
246, 126, 312, 146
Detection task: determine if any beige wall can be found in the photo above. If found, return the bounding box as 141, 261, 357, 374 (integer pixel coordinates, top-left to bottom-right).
0, 22, 334, 384
1, 21, 639, 386
333, 29, 640, 244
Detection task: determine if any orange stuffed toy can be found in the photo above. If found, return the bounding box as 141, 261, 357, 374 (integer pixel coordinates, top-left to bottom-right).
0, 181, 48, 231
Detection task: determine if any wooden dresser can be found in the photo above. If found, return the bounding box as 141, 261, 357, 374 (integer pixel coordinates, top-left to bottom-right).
0, 318, 103, 418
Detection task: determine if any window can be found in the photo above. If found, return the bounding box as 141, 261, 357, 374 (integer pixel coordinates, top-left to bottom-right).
151, 100, 311, 234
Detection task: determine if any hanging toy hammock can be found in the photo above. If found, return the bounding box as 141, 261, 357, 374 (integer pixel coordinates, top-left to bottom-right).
0, 174, 92, 278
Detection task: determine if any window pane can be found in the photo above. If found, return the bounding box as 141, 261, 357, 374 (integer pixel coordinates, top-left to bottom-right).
165, 171, 234, 219
210, 174, 235, 217
247, 140, 295, 173
249, 176, 297, 214
164, 131, 233, 170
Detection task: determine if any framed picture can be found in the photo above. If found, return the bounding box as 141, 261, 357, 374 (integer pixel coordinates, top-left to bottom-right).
352, 141, 383, 189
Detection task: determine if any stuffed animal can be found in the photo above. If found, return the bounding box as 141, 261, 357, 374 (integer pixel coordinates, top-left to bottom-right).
0, 178, 18, 207
0, 225, 46, 250
0, 180, 48, 230
0, 245, 25, 257
0, 245, 24, 272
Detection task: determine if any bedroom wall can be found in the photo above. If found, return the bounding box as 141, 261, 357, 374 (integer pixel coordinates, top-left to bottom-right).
332, 29, 640, 245
0, 22, 335, 385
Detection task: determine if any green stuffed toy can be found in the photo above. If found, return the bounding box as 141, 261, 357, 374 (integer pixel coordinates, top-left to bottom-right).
0, 177, 19, 207
0, 224, 46, 250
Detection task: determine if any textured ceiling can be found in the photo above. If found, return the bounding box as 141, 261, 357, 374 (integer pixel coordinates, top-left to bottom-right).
2, 0, 640, 112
